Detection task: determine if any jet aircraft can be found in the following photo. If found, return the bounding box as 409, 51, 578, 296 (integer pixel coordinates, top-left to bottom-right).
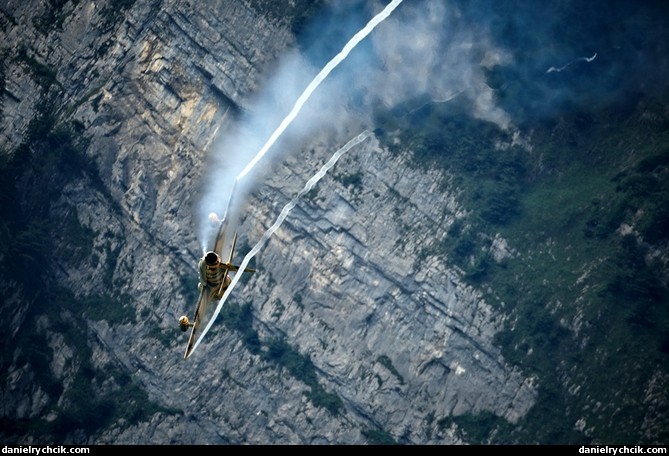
179, 215, 255, 359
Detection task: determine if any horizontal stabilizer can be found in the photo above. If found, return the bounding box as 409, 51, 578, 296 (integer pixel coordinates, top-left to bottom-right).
226, 263, 256, 273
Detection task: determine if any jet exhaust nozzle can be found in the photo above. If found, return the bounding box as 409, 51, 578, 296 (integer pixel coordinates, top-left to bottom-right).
204, 251, 220, 266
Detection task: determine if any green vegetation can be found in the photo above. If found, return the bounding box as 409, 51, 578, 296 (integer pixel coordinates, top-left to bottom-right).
271, 298, 285, 319
77, 292, 137, 324
5, 282, 173, 442
362, 426, 397, 445
32, 0, 76, 33
4, 0, 667, 444
337, 170, 364, 192
99, 0, 136, 30
0, 99, 96, 279
179, 274, 200, 310
247, 0, 326, 36
266, 338, 344, 415
376, 355, 404, 385
0, 90, 172, 443
17, 49, 60, 89
303, 186, 321, 203
438, 411, 515, 444
64, 76, 112, 118
221, 302, 344, 415
375, 92, 669, 444
293, 292, 304, 310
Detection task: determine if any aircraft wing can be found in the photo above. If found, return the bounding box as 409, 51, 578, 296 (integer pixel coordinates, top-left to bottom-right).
183, 287, 213, 359
226, 264, 257, 273
213, 219, 227, 257
183, 228, 256, 359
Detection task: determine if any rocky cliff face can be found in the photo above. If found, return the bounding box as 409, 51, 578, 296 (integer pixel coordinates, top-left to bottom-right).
0, 0, 555, 445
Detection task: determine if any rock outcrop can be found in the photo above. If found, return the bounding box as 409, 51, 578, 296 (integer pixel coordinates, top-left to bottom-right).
0, 0, 537, 444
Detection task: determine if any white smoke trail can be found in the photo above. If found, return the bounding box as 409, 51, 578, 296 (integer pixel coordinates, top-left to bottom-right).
545, 52, 597, 74
190, 0, 403, 356
188, 131, 372, 357
235, 0, 403, 182
209, 0, 404, 261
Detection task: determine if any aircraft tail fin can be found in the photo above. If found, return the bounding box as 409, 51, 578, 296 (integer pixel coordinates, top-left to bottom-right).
225, 232, 255, 274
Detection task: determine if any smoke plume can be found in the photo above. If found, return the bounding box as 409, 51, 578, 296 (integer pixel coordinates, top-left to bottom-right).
195, 0, 669, 250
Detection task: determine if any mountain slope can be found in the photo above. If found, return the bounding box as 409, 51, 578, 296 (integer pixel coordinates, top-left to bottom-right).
0, 0, 666, 445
